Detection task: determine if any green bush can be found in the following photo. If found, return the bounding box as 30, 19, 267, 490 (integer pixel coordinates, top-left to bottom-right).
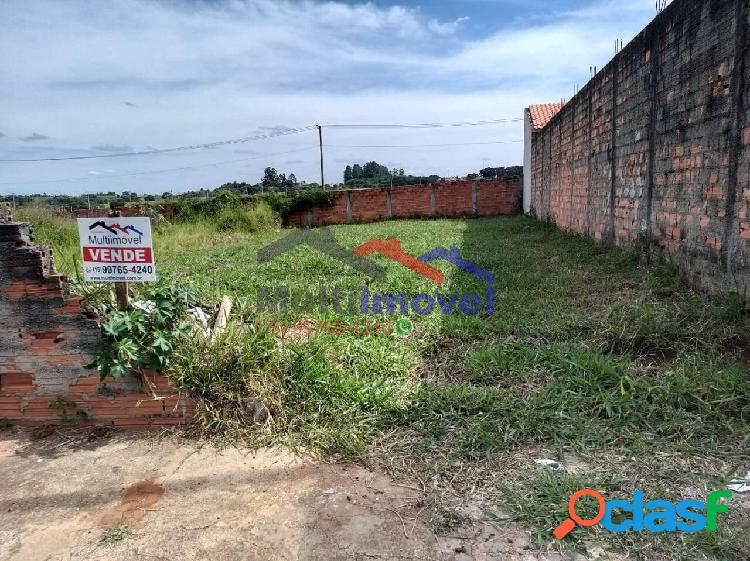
261, 189, 335, 216
216, 201, 280, 233
172, 189, 244, 220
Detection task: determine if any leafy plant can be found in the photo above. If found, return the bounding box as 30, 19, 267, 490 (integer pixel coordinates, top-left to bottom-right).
88, 280, 198, 381
261, 189, 335, 216
98, 526, 130, 547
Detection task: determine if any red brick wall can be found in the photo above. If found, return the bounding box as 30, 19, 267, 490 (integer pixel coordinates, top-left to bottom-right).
284, 179, 521, 227
314, 192, 349, 225
391, 184, 431, 218
0, 221, 191, 427
351, 189, 390, 223
476, 180, 521, 216
435, 181, 473, 217
530, 0, 750, 295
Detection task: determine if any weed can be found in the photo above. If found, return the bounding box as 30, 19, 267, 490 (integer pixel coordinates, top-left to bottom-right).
98, 526, 130, 547
428, 503, 473, 534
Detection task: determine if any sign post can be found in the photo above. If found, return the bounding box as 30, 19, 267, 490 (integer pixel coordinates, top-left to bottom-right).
77, 217, 157, 309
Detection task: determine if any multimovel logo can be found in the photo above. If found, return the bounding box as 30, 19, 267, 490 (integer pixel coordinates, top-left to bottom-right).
256, 228, 495, 316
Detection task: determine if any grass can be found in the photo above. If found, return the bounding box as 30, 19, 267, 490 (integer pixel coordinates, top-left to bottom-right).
18, 208, 750, 560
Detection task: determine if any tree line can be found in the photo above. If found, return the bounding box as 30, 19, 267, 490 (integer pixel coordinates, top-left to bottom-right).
5, 161, 521, 210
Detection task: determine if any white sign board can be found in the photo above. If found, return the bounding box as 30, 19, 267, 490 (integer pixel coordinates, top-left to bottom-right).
77, 217, 156, 282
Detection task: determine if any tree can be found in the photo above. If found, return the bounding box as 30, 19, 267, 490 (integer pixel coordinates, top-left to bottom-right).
262, 167, 280, 191
362, 161, 388, 179
344, 165, 353, 184
479, 166, 523, 179
352, 164, 363, 179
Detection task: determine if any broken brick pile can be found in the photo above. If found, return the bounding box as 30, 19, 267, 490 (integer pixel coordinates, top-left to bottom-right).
283, 178, 521, 227
0, 209, 192, 427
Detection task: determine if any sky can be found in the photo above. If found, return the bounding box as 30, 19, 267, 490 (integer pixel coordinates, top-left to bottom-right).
0, 0, 669, 195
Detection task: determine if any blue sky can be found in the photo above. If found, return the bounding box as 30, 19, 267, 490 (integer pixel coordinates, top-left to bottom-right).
0, 0, 668, 195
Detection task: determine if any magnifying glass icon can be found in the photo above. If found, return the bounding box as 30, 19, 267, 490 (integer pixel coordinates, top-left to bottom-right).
553, 489, 606, 539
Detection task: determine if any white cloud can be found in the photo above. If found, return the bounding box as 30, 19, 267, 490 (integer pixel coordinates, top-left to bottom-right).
0, 0, 660, 194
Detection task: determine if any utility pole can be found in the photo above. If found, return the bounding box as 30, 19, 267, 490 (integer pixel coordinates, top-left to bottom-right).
317, 124, 325, 190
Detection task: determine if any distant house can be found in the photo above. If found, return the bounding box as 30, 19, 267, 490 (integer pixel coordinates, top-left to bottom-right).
523, 103, 563, 214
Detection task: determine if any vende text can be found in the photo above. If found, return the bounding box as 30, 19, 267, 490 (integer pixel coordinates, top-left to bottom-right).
82, 247, 153, 263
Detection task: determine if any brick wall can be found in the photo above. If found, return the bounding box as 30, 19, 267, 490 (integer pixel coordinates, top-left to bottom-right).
284, 179, 521, 227
0, 217, 191, 427
75, 203, 175, 220
530, 0, 750, 295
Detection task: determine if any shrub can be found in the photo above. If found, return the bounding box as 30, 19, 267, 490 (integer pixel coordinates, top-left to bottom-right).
172, 190, 243, 220
87, 280, 198, 380
216, 201, 280, 233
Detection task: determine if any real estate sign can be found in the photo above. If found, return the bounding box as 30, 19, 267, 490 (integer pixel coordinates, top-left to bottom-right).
77, 217, 156, 282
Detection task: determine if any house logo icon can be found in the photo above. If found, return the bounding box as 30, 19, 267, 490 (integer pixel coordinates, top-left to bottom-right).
88, 220, 145, 238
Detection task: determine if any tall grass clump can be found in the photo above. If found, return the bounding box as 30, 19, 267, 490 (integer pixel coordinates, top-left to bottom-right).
170, 329, 418, 455
169, 326, 285, 433
216, 201, 280, 233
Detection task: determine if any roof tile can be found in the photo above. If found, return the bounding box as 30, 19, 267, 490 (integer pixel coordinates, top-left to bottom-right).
528, 103, 564, 131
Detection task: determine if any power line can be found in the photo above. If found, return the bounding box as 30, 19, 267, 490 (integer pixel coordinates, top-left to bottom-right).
0, 146, 317, 186
322, 118, 522, 129
325, 139, 523, 148
0, 126, 317, 163
0, 117, 522, 163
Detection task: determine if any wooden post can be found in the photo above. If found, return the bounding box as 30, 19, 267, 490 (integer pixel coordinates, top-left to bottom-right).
212, 295, 233, 341
108, 209, 129, 311
115, 282, 129, 311
317, 125, 325, 190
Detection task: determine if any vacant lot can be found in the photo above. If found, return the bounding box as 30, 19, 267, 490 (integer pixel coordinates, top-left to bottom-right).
16, 210, 750, 560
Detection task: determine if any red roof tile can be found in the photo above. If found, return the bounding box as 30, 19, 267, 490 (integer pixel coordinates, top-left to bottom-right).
528, 103, 564, 131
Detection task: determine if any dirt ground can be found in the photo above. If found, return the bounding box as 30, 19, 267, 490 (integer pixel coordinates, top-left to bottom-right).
0, 428, 573, 561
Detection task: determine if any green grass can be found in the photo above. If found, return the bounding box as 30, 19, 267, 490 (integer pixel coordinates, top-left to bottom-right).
19, 210, 750, 560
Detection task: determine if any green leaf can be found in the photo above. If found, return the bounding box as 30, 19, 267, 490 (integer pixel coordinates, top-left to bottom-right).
103, 317, 126, 337
109, 360, 129, 378
116, 338, 140, 362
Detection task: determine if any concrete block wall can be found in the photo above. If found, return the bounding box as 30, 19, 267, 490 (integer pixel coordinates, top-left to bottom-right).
0, 219, 192, 427
284, 179, 521, 227
530, 0, 750, 295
